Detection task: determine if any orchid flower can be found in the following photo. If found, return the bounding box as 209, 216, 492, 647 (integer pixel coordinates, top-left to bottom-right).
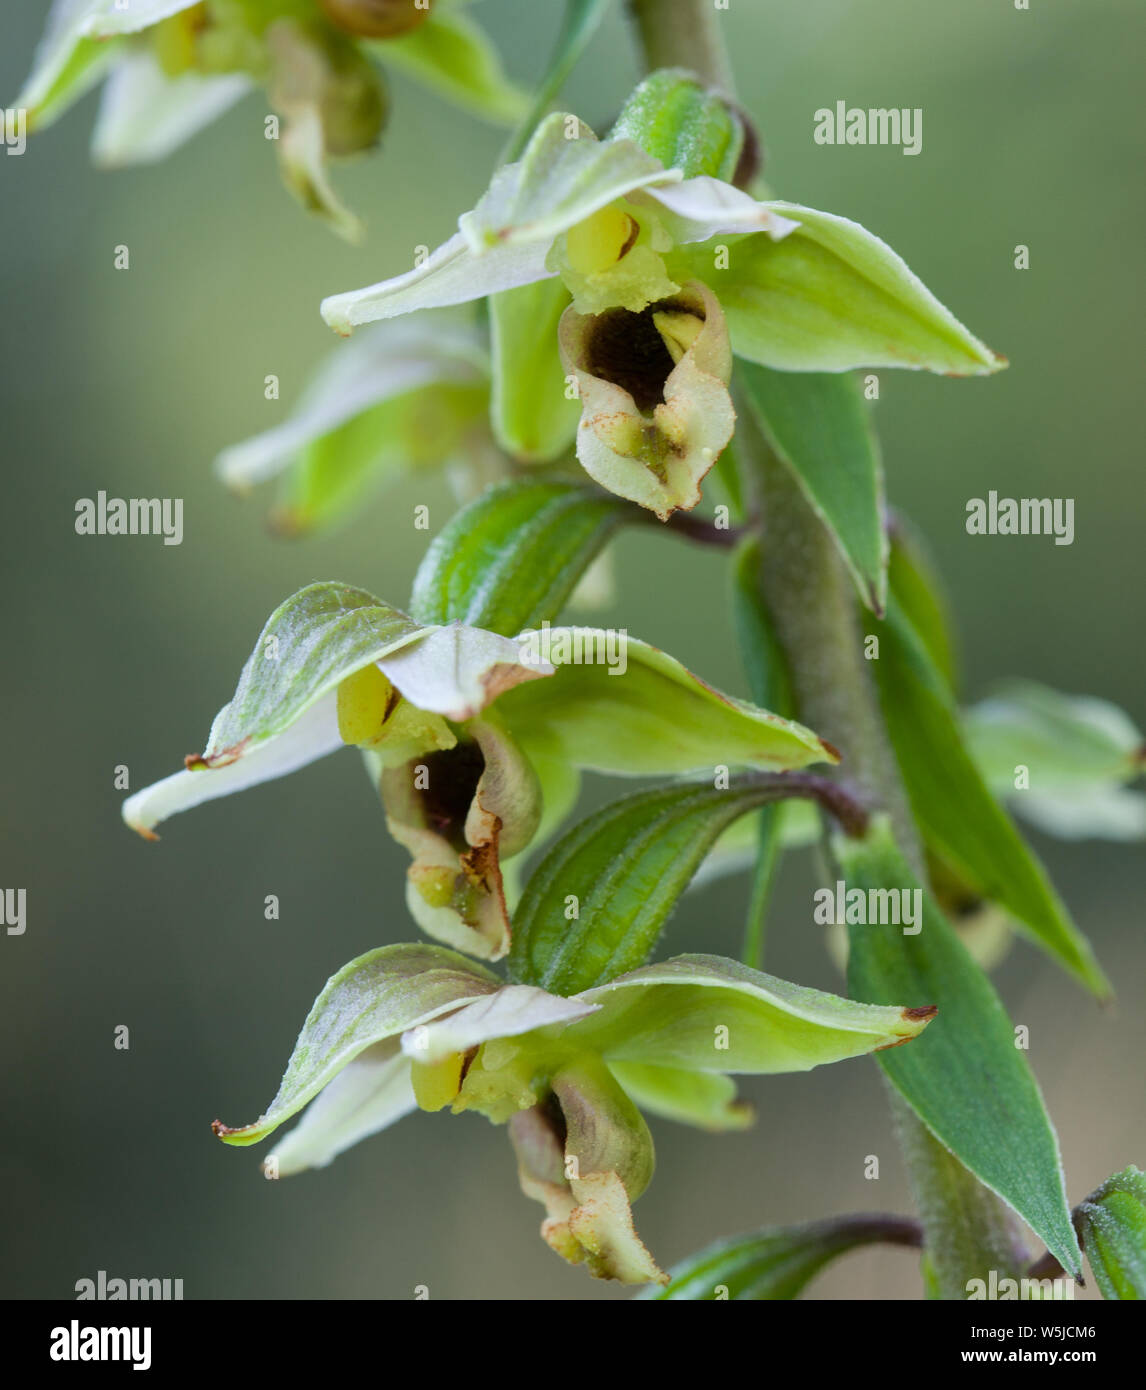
122, 582, 837, 958
212, 941, 936, 1283
320, 71, 1003, 515
215, 316, 497, 534
13, 0, 526, 240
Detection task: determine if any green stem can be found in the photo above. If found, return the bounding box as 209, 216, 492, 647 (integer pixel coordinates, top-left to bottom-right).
632, 0, 1029, 1302
627, 0, 734, 90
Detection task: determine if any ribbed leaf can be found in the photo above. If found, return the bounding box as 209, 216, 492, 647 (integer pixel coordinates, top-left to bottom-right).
409, 480, 628, 636
641, 1215, 921, 1300
872, 598, 1108, 995
511, 779, 824, 995
840, 819, 1082, 1279
888, 517, 958, 689
738, 362, 886, 614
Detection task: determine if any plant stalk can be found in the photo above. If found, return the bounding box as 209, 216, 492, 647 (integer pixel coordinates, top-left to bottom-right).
631, 0, 1031, 1299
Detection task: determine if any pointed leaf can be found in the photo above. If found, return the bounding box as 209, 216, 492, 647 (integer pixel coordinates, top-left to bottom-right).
641, 1215, 921, 1300
409, 480, 630, 637
14, 0, 120, 132
839, 818, 1082, 1279
509, 780, 811, 994
873, 598, 1109, 994
888, 515, 959, 689
738, 362, 887, 613
608, 1062, 752, 1132
572, 952, 935, 1072
672, 201, 1004, 375
213, 944, 500, 1149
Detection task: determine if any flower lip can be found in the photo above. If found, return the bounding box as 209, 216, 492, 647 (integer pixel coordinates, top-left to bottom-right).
584, 302, 688, 415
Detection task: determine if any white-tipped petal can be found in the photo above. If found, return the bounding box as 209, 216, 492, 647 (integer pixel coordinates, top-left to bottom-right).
122, 695, 341, 839
640, 177, 800, 244
377, 623, 553, 722
268, 1042, 416, 1176
321, 233, 556, 335
401, 986, 599, 1065
92, 49, 252, 167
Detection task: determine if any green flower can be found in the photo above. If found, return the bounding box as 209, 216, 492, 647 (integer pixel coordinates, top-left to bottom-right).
212, 942, 936, 1283
964, 681, 1146, 841
216, 315, 496, 534
13, 0, 526, 240
320, 74, 1003, 514
122, 582, 836, 958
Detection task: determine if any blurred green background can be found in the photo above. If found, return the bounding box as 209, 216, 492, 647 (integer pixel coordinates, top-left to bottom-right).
1, 0, 1142, 1301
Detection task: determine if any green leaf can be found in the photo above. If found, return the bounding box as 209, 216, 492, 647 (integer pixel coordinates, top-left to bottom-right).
503, 0, 614, 164
1077, 1167, 1146, 1300
839, 818, 1082, 1279
377, 8, 529, 125
575, 952, 935, 1072
489, 277, 579, 462
409, 480, 629, 636
213, 944, 500, 1149
640, 1215, 921, 1299
672, 201, 1005, 375
738, 362, 887, 614
609, 69, 744, 181
872, 598, 1109, 995
608, 1062, 751, 1131
964, 681, 1146, 841
888, 516, 958, 689
509, 780, 794, 994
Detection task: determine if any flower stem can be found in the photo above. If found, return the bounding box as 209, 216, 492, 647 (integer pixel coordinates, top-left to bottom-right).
627, 0, 734, 91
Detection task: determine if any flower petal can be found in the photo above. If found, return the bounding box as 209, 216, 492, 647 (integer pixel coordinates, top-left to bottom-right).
572, 953, 935, 1072
509, 1054, 666, 1284
672, 201, 1004, 375
560, 279, 735, 517
459, 111, 677, 254
373, 8, 529, 125
639, 176, 800, 244
267, 1041, 416, 1176
374, 717, 543, 959
121, 583, 430, 838
496, 630, 837, 776
609, 1061, 753, 1131
215, 318, 489, 530
401, 986, 598, 1065
321, 232, 556, 334
14, 0, 120, 131
377, 622, 552, 722
213, 944, 500, 1149
91, 48, 252, 166
122, 694, 341, 839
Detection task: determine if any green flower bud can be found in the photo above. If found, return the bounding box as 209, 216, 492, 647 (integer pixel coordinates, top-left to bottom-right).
1078, 1167, 1146, 1300
609, 68, 746, 182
